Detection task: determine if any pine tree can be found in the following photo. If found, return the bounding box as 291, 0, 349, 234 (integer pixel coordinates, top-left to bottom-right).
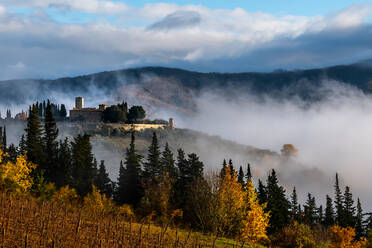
290, 187, 299, 221
343, 186, 356, 227
43, 100, 59, 183
324, 195, 335, 227
114, 161, 126, 204
25, 105, 44, 171
2, 126, 6, 149
143, 132, 162, 182
228, 159, 234, 175
355, 198, 364, 239
237, 166, 245, 187
60, 104, 67, 119
56, 138, 72, 188
246, 163, 252, 182
187, 153, 204, 179
161, 142, 177, 177
334, 173, 344, 226
95, 160, 113, 198
18, 134, 26, 155
115, 132, 143, 206
266, 169, 290, 233
220, 159, 228, 178
304, 193, 317, 226
70, 134, 97, 196
257, 179, 267, 205
318, 205, 324, 225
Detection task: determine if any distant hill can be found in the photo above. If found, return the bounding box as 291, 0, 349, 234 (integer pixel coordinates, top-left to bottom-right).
1, 61, 372, 114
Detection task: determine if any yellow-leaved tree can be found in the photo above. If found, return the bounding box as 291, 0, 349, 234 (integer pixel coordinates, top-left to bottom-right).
215, 166, 269, 243
329, 225, 368, 248
0, 148, 36, 192
83, 185, 115, 215
241, 179, 270, 244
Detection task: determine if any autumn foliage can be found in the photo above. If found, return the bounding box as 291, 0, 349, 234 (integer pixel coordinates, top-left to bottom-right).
329, 225, 368, 248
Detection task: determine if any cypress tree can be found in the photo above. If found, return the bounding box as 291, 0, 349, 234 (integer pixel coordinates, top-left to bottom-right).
114, 161, 126, 204
246, 163, 252, 182
290, 187, 299, 221
237, 166, 245, 186
324, 195, 335, 227
143, 132, 162, 182
95, 160, 113, 198
161, 142, 177, 177
115, 132, 143, 207
266, 169, 290, 233
71, 134, 96, 196
334, 173, 344, 226
25, 104, 44, 169
43, 100, 59, 183
343, 186, 356, 227
56, 138, 72, 188
355, 198, 364, 239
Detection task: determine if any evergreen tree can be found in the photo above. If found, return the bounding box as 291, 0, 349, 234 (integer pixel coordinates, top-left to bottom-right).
228, 159, 234, 175
18, 134, 26, 155
70, 134, 97, 196
343, 186, 356, 227
2, 126, 6, 149
237, 166, 245, 187
115, 132, 143, 206
290, 187, 299, 221
257, 179, 267, 205
266, 169, 290, 233
220, 159, 228, 178
304, 193, 317, 226
43, 100, 59, 183
60, 104, 67, 119
334, 173, 344, 226
324, 195, 335, 227
95, 160, 113, 198
318, 205, 324, 225
114, 161, 126, 204
56, 138, 72, 187
25, 105, 44, 170
355, 198, 364, 239
161, 142, 177, 177
246, 163, 252, 182
143, 132, 162, 181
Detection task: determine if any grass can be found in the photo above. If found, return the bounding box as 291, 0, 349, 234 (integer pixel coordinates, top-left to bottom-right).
0, 192, 265, 248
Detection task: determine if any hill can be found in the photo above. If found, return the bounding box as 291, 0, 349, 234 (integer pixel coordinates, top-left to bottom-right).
2, 61, 372, 115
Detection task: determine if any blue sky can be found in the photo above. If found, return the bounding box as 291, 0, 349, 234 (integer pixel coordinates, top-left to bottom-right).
1, 0, 372, 79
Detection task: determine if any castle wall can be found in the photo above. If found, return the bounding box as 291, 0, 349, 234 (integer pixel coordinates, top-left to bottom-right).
70, 109, 103, 122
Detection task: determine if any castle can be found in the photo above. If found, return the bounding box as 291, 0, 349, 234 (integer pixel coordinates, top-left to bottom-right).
69, 97, 107, 122
69, 97, 175, 129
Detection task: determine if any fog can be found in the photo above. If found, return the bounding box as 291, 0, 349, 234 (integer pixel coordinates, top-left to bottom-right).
172, 80, 372, 210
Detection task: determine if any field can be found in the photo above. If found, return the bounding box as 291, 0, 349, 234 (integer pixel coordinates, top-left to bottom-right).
0, 193, 263, 248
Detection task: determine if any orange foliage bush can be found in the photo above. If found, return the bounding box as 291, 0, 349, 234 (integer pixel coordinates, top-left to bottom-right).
329, 225, 368, 248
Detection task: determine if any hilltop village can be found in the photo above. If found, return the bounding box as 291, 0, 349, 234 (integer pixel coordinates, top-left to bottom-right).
0, 97, 174, 131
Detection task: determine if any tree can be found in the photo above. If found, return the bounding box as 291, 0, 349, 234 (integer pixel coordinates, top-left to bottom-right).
56, 138, 72, 188
228, 159, 234, 175
60, 104, 67, 119
257, 179, 267, 205
266, 169, 290, 233
143, 132, 162, 181
246, 163, 252, 182
95, 160, 113, 198
2, 126, 6, 149
334, 173, 344, 226
303, 193, 317, 226
220, 159, 228, 178
18, 134, 26, 155
25, 105, 44, 168
329, 226, 367, 248
115, 132, 143, 207
241, 179, 270, 244
103, 105, 127, 123
70, 134, 97, 196
355, 198, 364, 239
324, 195, 335, 227
127, 106, 146, 123
237, 166, 245, 187
161, 143, 177, 178
290, 187, 299, 221
43, 100, 59, 183
343, 186, 356, 227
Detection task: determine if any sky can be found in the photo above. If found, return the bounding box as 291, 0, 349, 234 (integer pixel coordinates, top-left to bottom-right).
1, 0, 372, 79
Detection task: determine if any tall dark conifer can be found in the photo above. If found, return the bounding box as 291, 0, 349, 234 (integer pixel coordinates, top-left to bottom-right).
324, 195, 335, 227
43, 100, 59, 183
237, 166, 245, 187
304, 193, 317, 226
290, 187, 299, 221
220, 159, 228, 178
246, 163, 252, 182
343, 186, 356, 227
2, 126, 6, 149
257, 179, 267, 205
228, 159, 234, 175
334, 173, 344, 226
266, 169, 290, 233
161, 142, 177, 177
355, 198, 364, 239
25, 105, 44, 169
56, 138, 72, 187
95, 160, 113, 198
143, 132, 161, 181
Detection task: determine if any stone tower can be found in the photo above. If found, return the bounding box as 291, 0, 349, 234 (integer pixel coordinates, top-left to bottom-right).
75, 97, 84, 109
169, 118, 175, 129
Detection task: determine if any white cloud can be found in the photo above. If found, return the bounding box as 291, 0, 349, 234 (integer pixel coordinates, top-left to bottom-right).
327, 4, 370, 29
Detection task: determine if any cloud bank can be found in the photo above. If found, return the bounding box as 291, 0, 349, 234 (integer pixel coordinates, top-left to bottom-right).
0, 2, 371, 79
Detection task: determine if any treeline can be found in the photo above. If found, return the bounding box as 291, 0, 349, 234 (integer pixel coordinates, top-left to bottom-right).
33, 100, 67, 120
103, 102, 146, 123
0, 101, 371, 246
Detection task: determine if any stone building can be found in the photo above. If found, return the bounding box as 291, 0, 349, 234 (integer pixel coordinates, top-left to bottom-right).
69, 97, 106, 122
